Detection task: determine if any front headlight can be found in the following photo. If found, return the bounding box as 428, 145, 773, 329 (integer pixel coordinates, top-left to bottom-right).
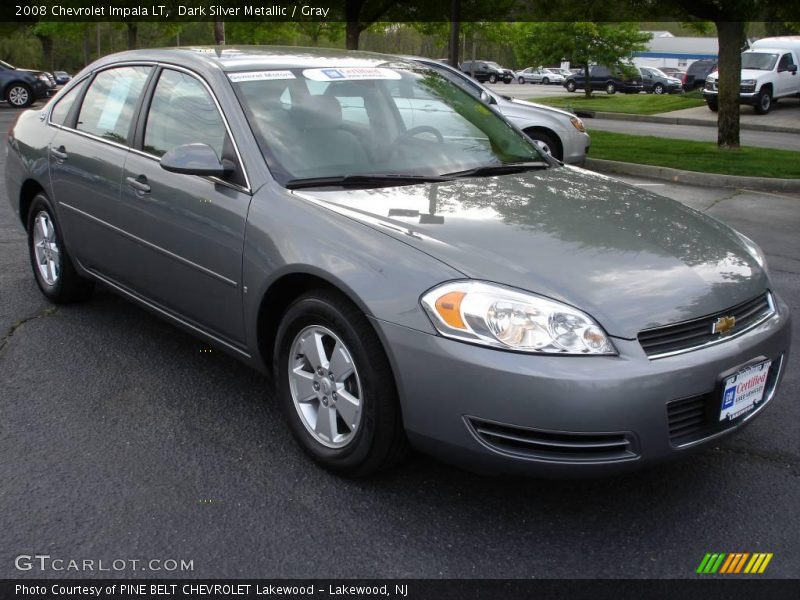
569, 116, 586, 132
421, 281, 615, 355
36, 73, 49, 82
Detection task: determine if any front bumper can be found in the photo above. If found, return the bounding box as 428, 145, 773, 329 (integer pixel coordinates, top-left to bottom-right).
31, 80, 56, 99
703, 90, 760, 106
374, 293, 791, 476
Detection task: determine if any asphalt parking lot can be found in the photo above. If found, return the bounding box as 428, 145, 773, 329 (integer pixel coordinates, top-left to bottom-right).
1, 106, 798, 579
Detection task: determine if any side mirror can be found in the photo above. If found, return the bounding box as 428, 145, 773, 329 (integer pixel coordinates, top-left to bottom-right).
160, 143, 232, 177
479, 90, 497, 105
789, 64, 798, 74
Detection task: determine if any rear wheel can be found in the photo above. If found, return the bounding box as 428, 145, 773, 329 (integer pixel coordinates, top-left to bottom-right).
653, 83, 664, 95
274, 290, 408, 477
27, 193, 94, 303
606, 82, 616, 95
6, 83, 33, 108
754, 89, 772, 114
488, 74, 498, 84
566, 80, 577, 93
542, 77, 550, 85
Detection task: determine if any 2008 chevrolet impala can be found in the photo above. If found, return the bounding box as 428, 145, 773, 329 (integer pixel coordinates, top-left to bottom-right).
5, 47, 791, 477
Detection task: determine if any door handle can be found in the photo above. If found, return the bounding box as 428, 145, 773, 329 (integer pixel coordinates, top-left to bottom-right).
50, 145, 68, 161
126, 175, 151, 194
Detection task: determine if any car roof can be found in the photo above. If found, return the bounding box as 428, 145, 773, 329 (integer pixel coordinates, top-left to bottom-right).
89, 45, 417, 74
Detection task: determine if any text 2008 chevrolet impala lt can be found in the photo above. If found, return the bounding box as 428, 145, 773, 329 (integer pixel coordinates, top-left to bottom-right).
5, 47, 791, 477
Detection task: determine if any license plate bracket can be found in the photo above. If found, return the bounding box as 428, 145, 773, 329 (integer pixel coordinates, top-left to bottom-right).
719, 360, 771, 422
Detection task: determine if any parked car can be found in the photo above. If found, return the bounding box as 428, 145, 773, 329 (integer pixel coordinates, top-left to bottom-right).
639, 67, 683, 94
408, 56, 589, 164
682, 59, 718, 91
564, 65, 643, 94
704, 37, 800, 114
660, 67, 686, 79
460, 60, 513, 84
6, 47, 790, 478
515, 67, 565, 85
0, 59, 57, 107
53, 71, 72, 85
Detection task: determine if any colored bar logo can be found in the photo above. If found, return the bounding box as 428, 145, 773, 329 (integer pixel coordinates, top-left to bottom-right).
696, 552, 773, 574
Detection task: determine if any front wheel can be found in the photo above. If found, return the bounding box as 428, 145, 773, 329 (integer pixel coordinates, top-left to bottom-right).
566, 80, 577, 93
754, 89, 772, 114
27, 193, 94, 303
274, 290, 408, 477
706, 99, 718, 112
653, 83, 664, 95
606, 82, 616, 95
525, 130, 562, 161
6, 83, 33, 108
517, 76, 525, 84
542, 77, 549, 85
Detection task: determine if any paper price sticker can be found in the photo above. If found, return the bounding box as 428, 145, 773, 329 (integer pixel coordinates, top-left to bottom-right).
302, 68, 402, 81
228, 70, 296, 83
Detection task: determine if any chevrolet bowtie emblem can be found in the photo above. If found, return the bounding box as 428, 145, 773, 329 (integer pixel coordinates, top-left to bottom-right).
712, 315, 736, 335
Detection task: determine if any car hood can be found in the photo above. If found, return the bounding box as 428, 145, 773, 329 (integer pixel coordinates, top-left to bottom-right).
708, 69, 767, 81
293, 167, 768, 339
505, 97, 575, 120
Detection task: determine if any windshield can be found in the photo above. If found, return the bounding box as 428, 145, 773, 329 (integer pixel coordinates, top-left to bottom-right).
232, 64, 546, 186
649, 68, 669, 78
486, 62, 502, 69
741, 52, 779, 70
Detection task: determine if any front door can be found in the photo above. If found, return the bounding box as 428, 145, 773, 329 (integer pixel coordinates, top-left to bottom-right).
117, 67, 252, 345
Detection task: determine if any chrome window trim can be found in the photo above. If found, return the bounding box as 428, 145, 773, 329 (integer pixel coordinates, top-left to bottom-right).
646, 292, 777, 360
46, 61, 252, 194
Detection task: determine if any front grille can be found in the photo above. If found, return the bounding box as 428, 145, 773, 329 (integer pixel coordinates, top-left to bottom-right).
667, 354, 783, 446
467, 418, 638, 462
638, 293, 774, 359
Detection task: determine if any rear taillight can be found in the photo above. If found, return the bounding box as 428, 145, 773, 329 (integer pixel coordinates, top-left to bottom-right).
682, 74, 688, 83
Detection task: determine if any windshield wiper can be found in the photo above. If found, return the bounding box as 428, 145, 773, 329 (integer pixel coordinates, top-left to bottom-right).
444, 161, 550, 178
285, 174, 453, 190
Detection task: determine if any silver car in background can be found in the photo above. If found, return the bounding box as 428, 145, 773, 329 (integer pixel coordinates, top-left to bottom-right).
515, 67, 566, 85
408, 57, 589, 164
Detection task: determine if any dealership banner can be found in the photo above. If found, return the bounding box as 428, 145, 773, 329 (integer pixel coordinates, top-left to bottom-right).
3, 579, 800, 600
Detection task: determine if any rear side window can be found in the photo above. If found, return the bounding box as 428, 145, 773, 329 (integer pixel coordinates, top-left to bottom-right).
50, 79, 87, 126
77, 66, 151, 144
143, 69, 227, 159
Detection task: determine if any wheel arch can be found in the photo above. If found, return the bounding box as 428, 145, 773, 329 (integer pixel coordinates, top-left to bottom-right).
18, 178, 46, 228
522, 126, 564, 161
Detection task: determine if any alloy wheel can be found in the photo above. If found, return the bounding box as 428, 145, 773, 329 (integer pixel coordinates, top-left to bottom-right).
32, 211, 60, 286
288, 325, 363, 448
8, 85, 30, 107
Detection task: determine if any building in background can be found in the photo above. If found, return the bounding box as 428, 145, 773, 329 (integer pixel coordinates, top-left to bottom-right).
633, 31, 718, 69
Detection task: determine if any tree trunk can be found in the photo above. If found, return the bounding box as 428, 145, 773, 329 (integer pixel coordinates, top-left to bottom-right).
715, 20, 745, 149
36, 34, 54, 72
126, 23, 137, 50
448, 0, 460, 68
346, 22, 360, 50
584, 64, 591, 98
214, 19, 225, 45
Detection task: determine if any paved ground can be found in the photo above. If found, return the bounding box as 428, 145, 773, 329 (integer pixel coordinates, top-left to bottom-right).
583, 119, 800, 151
1, 106, 798, 579
659, 102, 800, 131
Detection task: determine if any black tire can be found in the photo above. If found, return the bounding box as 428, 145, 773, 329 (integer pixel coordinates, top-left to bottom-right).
706, 99, 718, 112
525, 129, 562, 161
566, 80, 577, 93
517, 76, 525, 84
27, 193, 94, 303
488, 74, 498, 84
653, 83, 664, 95
606, 82, 616, 95
6, 82, 34, 108
274, 290, 408, 477
754, 89, 772, 114
542, 77, 549, 85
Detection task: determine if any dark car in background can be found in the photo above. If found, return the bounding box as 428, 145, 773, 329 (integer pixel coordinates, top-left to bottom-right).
564, 65, 643, 94
660, 66, 687, 79
54, 71, 72, 85
639, 67, 684, 94
0, 59, 56, 107
683, 59, 718, 91
460, 60, 513, 84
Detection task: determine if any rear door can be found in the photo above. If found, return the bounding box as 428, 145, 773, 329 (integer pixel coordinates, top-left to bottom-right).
118, 67, 252, 345
49, 65, 153, 272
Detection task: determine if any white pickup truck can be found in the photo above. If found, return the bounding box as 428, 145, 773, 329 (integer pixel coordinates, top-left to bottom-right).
703, 36, 800, 114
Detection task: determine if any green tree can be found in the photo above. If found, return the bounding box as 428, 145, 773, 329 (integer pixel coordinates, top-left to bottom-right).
514, 22, 649, 97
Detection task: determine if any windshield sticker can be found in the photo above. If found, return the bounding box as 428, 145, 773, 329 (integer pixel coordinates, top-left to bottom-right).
228, 70, 296, 83
302, 68, 402, 81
